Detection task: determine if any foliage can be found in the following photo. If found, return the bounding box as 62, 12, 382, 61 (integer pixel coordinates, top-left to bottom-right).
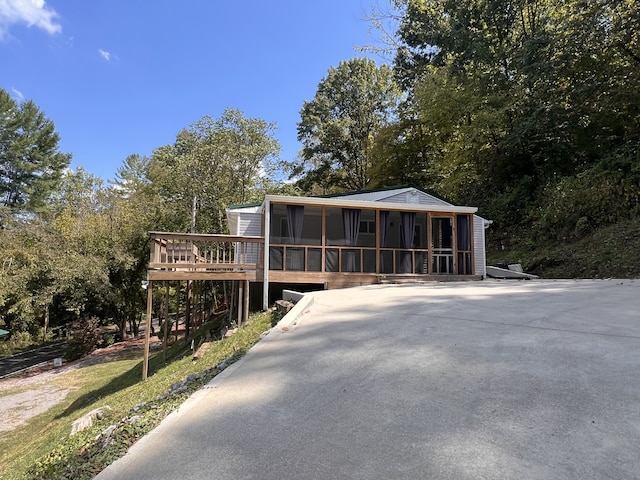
294, 58, 401, 193
0, 331, 33, 356
0, 99, 287, 346
487, 219, 640, 279
364, 0, 640, 256
0, 88, 71, 219
0, 214, 109, 338
148, 109, 281, 233
65, 316, 103, 360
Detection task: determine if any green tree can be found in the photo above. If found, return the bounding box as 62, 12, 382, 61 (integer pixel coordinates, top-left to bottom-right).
382, 0, 640, 232
149, 109, 280, 233
55, 166, 159, 339
295, 58, 401, 192
0, 213, 109, 340
0, 89, 70, 219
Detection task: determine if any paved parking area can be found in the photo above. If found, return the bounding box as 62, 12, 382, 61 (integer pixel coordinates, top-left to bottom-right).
98, 279, 640, 480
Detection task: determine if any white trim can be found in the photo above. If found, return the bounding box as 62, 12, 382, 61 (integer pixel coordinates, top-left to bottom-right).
263, 195, 478, 214
262, 198, 270, 310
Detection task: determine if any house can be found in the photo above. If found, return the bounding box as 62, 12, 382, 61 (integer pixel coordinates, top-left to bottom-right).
229, 186, 488, 307
142, 186, 490, 378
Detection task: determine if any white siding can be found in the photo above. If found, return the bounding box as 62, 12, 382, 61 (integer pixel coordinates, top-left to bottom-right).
473, 215, 487, 277
379, 190, 452, 207
238, 212, 262, 236
334, 187, 448, 205
234, 211, 262, 264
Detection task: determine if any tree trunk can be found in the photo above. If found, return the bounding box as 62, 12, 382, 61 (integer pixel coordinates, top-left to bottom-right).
42, 304, 49, 343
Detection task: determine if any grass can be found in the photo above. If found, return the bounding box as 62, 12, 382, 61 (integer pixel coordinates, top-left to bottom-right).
0, 311, 274, 480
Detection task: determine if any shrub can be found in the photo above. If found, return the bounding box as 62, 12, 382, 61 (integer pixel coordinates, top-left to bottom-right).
65, 316, 102, 360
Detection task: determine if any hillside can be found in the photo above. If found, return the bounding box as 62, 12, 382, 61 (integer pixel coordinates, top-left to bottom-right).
487, 219, 640, 279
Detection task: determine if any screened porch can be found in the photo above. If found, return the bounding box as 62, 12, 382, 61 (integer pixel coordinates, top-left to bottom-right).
266, 203, 475, 277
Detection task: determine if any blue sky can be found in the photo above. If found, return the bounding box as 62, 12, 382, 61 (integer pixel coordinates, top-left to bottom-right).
0, 0, 392, 182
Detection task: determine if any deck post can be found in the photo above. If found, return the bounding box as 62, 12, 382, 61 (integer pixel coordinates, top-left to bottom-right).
162, 281, 169, 361
142, 279, 153, 380
244, 279, 250, 324
175, 281, 180, 341
237, 280, 244, 326
185, 280, 192, 336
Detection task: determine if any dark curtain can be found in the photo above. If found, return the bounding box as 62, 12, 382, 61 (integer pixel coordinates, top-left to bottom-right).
400, 212, 416, 273
325, 249, 339, 272
457, 215, 471, 274
456, 215, 471, 251
342, 208, 361, 272
379, 210, 390, 273
287, 205, 304, 270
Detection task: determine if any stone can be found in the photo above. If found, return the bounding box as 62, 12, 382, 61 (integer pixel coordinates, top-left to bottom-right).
71, 406, 111, 435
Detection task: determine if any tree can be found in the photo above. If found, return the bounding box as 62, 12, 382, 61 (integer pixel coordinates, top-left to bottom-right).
295, 58, 401, 192
149, 109, 280, 233
0, 212, 109, 340
0, 88, 70, 219
55, 166, 159, 339
380, 0, 640, 229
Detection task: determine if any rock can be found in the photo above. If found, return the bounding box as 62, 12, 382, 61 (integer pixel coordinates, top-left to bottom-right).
132, 402, 147, 412
71, 406, 111, 435
193, 342, 211, 360
97, 424, 117, 439
216, 360, 228, 371
274, 300, 294, 320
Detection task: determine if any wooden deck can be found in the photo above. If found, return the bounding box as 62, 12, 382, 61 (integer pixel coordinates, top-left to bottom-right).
148, 232, 264, 281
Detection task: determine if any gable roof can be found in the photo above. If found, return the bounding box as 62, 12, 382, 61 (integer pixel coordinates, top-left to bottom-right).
326, 186, 451, 207
314, 184, 455, 205
227, 185, 490, 229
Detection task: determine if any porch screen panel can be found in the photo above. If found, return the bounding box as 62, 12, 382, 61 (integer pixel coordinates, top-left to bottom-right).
400, 212, 416, 273
287, 205, 304, 270
380, 210, 390, 273
342, 208, 361, 272
457, 214, 472, 274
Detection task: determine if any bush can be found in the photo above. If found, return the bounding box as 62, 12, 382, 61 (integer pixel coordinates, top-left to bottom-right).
65, 316, 102, 360
0, 331, 34, 356
535, 168, 640, 241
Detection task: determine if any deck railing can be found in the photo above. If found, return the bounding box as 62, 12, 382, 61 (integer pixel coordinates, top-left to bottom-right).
149, 232, 264, 273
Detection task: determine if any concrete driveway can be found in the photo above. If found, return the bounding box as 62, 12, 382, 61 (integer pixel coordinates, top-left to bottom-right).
98, 279, 640, 480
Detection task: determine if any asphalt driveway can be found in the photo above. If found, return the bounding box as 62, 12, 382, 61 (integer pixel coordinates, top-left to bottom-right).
98, 279, 640, 480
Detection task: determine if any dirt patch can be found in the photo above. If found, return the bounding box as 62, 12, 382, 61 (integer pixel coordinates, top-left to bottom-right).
0, 336, 162, 433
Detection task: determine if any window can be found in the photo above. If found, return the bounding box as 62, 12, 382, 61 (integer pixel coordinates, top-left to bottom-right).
359, 220, 375, 235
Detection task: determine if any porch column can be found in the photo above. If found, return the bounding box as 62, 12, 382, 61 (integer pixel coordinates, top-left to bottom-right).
262, 199, 271, 310
427, 213, 433, 274
375, 210, 380, 274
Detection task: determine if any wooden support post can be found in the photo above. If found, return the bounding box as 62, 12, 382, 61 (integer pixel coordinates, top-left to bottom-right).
142, 279, 153, 381
228, 281, 236, 326
174, 281, 180, 342
185, 280, 192, 336
162, 281, 169, 362
237, 280, 244, 327
243, 280, 250, 324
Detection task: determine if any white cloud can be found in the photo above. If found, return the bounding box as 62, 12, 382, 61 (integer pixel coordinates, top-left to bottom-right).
0, 0, 62, 40
11, 87, 24, 101
98, 48, 111, 61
